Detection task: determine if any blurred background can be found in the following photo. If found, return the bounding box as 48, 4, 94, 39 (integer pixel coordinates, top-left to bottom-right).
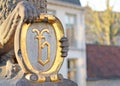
47, 0, 120, 86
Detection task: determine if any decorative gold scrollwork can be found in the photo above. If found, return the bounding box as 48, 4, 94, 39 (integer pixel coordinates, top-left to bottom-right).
32, 29, 50, 66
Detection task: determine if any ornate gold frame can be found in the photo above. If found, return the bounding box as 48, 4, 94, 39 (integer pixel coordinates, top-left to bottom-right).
14, 14, 64, 82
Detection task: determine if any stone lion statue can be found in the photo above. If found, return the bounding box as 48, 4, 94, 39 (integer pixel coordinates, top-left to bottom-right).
0, 0, 68, 79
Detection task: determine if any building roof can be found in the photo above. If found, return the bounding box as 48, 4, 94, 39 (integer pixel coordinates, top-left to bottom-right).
87, 44, 120, 80
57, 0, 81, 5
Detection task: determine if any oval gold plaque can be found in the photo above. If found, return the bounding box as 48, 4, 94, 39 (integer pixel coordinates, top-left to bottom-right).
14, 14, 65, 82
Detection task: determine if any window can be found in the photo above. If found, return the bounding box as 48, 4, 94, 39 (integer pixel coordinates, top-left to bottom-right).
68, 59, 77, 82
66, 14, 76, 48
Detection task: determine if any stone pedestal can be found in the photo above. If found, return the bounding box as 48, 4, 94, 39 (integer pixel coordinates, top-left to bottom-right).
0, 71, 78, 86
0, 78, 78, 86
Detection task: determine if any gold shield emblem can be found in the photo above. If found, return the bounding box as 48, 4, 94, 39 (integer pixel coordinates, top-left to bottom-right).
14, 14, 64, 82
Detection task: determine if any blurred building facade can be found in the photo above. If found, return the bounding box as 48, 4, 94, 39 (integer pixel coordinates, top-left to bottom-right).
47, 0, 86, 86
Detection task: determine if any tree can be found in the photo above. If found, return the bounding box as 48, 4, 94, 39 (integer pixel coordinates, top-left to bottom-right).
85, 0, 120, 45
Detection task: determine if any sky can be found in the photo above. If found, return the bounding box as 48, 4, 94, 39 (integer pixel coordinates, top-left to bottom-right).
80, 0, 120, 12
